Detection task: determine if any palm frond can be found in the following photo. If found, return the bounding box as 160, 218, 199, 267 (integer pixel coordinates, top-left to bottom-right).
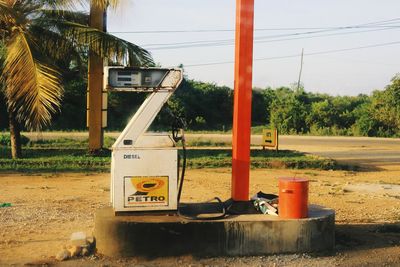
0, 41, 5, 80
41, 0, 120, 11
0, 0, 15, 7
39, 0, 85, 11
0, 1, 17, 27
3, 30, 63, 130
60, 22, 154, 66
38, 9, 89, 25
29, 25, 84, 68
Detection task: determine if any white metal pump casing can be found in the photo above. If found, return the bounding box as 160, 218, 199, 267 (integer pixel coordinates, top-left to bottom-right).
105, 67, 183, 212
111, 148, 178, 212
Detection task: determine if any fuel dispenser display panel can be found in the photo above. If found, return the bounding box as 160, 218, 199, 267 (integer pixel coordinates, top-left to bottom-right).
112, 70, 141, 87
108, 68, 170, 89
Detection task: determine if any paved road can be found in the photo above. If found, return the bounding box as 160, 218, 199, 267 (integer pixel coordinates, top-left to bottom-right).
186, 134, 400, 169
276, 136, 400, 170
23, 132, 400, 170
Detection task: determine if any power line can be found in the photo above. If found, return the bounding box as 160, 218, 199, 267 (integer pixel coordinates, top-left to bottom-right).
108, 18, 400, 52
145, 27, 400, 51
138, 18, 400, 49
141, 25, 399, 48
109, 25, 395, 34
184, 40, 400, 67
109, 18, 400, 34
358, 17, 400, 26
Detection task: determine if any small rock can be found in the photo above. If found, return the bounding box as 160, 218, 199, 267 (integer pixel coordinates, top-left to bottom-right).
70, 231, 88, 246
56, 249, 71, 261
68, 245, 82, 257
81, 247, 90, 256
88, 254, 98, 260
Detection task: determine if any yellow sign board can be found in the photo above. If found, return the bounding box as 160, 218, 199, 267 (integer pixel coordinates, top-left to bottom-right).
262, 129, 278, 150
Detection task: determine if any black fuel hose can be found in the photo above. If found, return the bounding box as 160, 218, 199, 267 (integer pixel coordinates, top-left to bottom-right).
167, 106, 226, 220
177, 129, 186, 203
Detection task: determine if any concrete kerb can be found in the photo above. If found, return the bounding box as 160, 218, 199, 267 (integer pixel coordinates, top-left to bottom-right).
94, 204, 335, 258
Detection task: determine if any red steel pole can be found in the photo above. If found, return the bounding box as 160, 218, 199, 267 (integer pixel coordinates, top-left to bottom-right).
231, 0, 255, 201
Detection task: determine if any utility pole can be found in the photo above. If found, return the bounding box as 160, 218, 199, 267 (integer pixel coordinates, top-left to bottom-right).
88, 3, 106, 153
231, 0, 255, 202
297, 48, 304, 91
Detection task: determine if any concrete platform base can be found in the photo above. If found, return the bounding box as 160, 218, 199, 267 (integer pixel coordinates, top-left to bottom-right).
94, 205, 335, 257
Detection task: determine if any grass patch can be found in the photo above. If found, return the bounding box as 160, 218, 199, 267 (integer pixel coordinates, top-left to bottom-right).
0, 138, 112, 172
0, 138, 342, 173
0, 147, 110, 172
185, 125, 271, 135
186, 149, 339, 170
186, 138, 231, 147
25, 136, 116, 149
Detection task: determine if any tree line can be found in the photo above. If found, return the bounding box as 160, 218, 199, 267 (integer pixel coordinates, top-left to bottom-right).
2, 71, 398, 138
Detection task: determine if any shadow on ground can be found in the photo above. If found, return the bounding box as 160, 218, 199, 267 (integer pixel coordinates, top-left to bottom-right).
335, 223, 400, 251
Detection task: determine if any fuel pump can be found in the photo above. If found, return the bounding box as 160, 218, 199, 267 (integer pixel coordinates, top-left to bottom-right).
105, 67, 183, 213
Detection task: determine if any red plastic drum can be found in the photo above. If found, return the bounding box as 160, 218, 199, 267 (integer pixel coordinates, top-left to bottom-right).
278, 178, 309, 219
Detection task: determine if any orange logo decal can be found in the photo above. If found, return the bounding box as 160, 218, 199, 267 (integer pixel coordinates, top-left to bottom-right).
135, 179, 165, 192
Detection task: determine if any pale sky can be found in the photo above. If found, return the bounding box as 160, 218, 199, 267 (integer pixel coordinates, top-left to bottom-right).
107, 0, 400, 96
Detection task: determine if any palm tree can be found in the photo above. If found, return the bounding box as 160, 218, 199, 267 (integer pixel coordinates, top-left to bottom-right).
0, 0, 153, 158
91, 0, 119, 9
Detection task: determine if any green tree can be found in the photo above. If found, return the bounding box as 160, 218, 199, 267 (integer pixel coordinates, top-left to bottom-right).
381, 76, 400, 126
352, 101, 378, 136
369, 74, 400, 136
308, 99, 335, 129
261, 87, 275, 125
307, 96, 359, 135
252, 88, 268, 125
270, 87, 309, 134
170, 80, 233, 130
0, 0, 152, 158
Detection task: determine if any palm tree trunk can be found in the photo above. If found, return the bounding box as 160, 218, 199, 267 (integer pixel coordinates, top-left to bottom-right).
8, 111, 22, 159
88, 3, 106, 153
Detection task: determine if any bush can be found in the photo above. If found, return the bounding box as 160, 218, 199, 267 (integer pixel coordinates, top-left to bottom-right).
0, 133, 30, 146
104, 136, 116, 148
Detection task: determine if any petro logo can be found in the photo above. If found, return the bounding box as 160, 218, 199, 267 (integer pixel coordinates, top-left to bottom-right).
125, 176, 169, 206
135, 179, 165, 193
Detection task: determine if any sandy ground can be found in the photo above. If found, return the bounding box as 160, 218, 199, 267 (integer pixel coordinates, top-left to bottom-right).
1, 168, 400, 266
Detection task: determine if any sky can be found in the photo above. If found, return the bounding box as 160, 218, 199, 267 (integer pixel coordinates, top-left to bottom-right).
107, 0, 400, 96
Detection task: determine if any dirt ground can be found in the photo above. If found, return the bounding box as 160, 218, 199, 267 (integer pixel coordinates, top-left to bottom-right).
1, 167, 400, 266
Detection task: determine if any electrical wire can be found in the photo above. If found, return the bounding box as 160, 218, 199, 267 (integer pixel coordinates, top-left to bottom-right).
108, 18, 400, 51
109, 17, 400, 34
183, 40, 400, 68
145, 27, 400, 51
140, 26, 399, 48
